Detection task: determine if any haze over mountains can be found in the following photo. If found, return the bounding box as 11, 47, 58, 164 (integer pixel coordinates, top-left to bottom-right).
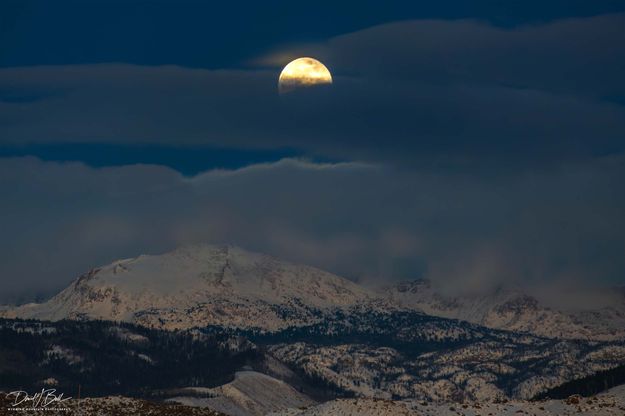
384, 279, 625, 341
3, 244, 624, 341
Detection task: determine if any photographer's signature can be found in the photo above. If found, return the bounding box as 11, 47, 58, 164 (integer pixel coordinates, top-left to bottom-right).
6, 389, 71, 410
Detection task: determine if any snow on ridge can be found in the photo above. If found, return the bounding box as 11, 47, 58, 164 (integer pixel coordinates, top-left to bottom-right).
168, 370, 315, 416
3, 243, 624, 339
3, 244, 375, 330
382, 280, 625, 341
269, 384, 625, 416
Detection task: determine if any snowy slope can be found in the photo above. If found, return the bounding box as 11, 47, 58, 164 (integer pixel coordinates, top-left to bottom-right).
4, 245, 624, 339
3, 245, 373, 330
168, 371, 315, 416
383, 280, 625, 340
0, 394, 227, 416
270, 383, 625, 415
269, 398, 418, 416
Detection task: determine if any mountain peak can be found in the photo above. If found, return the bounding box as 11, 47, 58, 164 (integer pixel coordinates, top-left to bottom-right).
4, 244, 625, 340
4, 244, 373, 330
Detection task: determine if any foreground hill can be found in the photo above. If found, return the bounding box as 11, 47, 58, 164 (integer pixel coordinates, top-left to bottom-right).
4, 385, 624, 416
270, 386, 625, 415
0, 394, 227, 416
1, 317, 625, 414
167, 371, 315, 416
246, 308, 625, 401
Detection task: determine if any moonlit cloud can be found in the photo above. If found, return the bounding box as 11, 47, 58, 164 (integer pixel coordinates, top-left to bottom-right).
1, 14, 624, 169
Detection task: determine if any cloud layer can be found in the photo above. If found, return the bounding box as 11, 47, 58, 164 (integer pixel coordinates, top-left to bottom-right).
1, 14, 624, 170
1, 155, 623, 303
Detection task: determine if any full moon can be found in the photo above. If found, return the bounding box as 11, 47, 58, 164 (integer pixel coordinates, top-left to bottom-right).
278, 57, 332, 94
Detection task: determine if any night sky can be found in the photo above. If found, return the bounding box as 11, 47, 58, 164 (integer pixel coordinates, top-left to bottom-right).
1, 1, 624, 303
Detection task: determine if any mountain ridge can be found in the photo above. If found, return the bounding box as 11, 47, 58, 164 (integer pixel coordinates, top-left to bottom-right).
382, 279, 625, 341
2, 244, 376, 331
3, 244, 624, 341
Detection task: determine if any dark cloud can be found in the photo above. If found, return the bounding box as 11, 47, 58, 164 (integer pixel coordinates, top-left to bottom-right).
268, 14, 624, 98
1, 155, 623, 303
1, 14, 624, 171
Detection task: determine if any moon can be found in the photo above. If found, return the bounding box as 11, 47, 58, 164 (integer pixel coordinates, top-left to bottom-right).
278, 57, 332, 94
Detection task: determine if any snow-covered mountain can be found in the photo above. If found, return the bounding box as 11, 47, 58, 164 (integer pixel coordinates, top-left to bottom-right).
3, 245, 374, 330
383, 279, 625, 341
3, 244, 624, 341
2, 244, 625, 416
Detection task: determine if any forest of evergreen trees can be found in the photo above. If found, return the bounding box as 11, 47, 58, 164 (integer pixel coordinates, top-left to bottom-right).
0, 318, 261, 398
535, 364, 625, 399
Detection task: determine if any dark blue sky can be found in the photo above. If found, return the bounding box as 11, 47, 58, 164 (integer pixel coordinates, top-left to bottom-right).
3, 0, 623, 68
1, 1, 624, 301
